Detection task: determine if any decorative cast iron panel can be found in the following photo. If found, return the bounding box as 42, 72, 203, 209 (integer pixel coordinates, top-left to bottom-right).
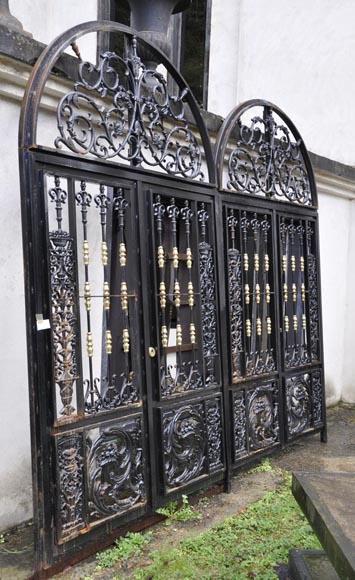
153, 194, 219, 397
247, 384, 279, 450
232, 391, 247, 460
55, 41, 205, 181
286, 374, 311, 437
87, 418, 145, 520
312, 370, 323, 427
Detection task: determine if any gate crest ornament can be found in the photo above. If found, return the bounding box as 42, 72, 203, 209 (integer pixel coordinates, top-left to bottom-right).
55, 39, 204, 180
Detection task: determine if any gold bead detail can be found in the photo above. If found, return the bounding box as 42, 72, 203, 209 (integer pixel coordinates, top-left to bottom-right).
293, 315, 298, 331
282, 255, 287, 272
284, 316, 289, 332
157, 245, 164, 269
176, 324, 182, 346
103, 282, 110, 310
255, 283, 261, 304
161, 325, 168, 348
190, 323, 196, 344
291, 255, 296, 272
300, 256, 305, 272
283, 283, 288, 302
254, 253, 259, 272
174, 281, 181, 308
245, 284, 250, 305
265, 283, 271, 303
123, 328, 130, 353
244, 253, 249, 271
266, 317, 272, 335
188, 281, 194, 307
119, 242, 126, 267
83, 240, 89, 266
87, 331, 93, 357
264, 253, 269, 272
292, 283, 297, 302
301, 283, 306, 302
172, 246, 179, 269
84, 281, 91, 311
256, 317, 262, 336
160, 282, 166, 309
186, 247, 193, 269
101, 241, 108, 266
246, 319, 251, 337
105, 330, 112, 354
302, 314, 307, 330
121, 281, 128, 311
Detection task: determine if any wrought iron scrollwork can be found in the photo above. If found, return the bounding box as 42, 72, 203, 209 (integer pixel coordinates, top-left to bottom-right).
55, 40, 204, 180
286, 375, 311, 436
163, 404, 206, 487
49, 230, 78, 417
247, 384, 279, 450
233, 392, 247, 459
223, 104, 312, 205
57, 434, 84, 538
312, 370, 323, 427
307, 224, 320, 362
205, 398, 223, 470
88, 420, 145, 519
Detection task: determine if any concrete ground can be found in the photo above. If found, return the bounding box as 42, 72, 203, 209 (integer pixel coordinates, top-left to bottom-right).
1, 403, 354, 580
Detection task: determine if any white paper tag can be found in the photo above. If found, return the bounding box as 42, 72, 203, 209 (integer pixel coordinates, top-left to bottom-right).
36, 314, 50, 331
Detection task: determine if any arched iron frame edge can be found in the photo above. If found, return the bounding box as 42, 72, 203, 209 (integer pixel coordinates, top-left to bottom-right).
214, 98, 318, 208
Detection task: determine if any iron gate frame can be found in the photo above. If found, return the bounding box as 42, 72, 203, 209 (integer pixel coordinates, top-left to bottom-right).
18, 21, 326, 579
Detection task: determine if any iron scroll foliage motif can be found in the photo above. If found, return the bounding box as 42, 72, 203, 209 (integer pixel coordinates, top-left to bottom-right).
88, 419, 145, 519
247, 384, 279, 450
286, 374, 311, 437
57, 434, 84, 539
216, 101, 316, 206
55, 38, 204, 181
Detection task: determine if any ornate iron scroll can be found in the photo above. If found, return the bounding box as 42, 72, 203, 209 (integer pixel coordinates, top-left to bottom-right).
49, 230, 78, 418
227, 211, 243, 380
286, 374, 311, 437
205, 398, 223, 471
198, 203, 218, 384
307, 224, 320, 362
55, 40, 204, 181
56, 434, 84, 539
223, 104, 312, 205
312, 370, 323, 427
163, 404, 206, 487
233, 392, 247, 459
88, 419, 145, 519
247, 384, 279, 450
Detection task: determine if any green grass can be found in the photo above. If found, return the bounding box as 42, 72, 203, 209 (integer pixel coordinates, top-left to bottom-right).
95, 531, 152, 570
132, 473, 321, 580
156, 494, 202, 525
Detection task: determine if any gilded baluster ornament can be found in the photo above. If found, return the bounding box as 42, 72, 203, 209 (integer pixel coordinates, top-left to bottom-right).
186, 247, 193, 269
301, 283, 306, 301
188, 281, 194, 307
123, 328, 130, 353
161, 326, 168, 348
243, 253, 249, 271
101, 241, 108, 266
83, 240, 89, 265
245, 284, 250, 304
84, 281, 91, 311
265, 283, 271, 303
291, 255, 296, 271
119, 242, 127, 267
121, 281, 128, 311
256, 317, 262, 336
293, 315, 298, 331
246, 319, 251, 337
284, 316, 289, 332
266, 317, 272, 335
302, 314, 307, 330
174, 281, 181, 308
105, 330, 112, 354
300, 256, 305, 272
282, 255, 287, 272
159, 282, 166, 309
264, 253, 269, 271
292, 283, 297, 302
87, 331, 93, 357
176, 324, 182, 346
103, 282, 110, 310
172, 246, 179, 269
283, 283, 288, 302
190, 323, 196, 344
254, 253, 259, 272
255, 283, 261, 304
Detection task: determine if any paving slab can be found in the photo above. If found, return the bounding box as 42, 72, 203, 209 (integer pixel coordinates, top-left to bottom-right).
292, 472, 355, 580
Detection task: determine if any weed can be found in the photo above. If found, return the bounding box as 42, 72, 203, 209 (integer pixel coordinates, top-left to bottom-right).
248, 458, 274, 473
156, 494, 201, 525
0, 534, 4, 544
133, 472, 320, 580
95, 531, 152, 570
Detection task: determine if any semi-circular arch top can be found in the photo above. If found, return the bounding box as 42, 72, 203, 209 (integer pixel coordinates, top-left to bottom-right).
214, 99, 317, 207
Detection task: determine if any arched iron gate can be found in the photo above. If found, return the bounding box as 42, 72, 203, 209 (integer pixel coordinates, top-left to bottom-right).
19, 22, 325, 578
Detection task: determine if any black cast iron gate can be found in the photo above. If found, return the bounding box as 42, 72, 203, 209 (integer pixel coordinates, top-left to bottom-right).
18, 22, 325, 578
